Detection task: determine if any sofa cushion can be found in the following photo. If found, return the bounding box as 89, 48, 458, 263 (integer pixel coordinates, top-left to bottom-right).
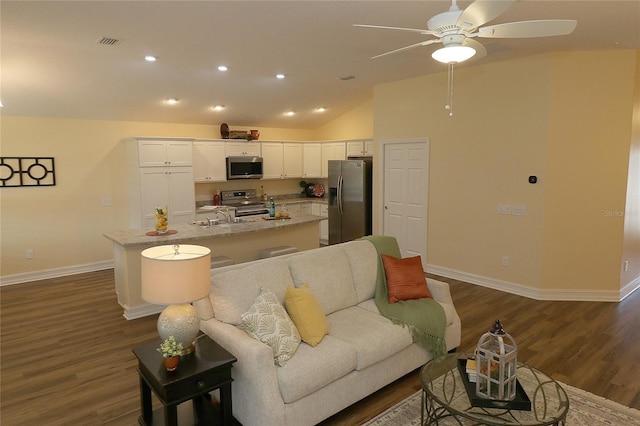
275, 335, 357, 404
240, 287, 301, 367
287, 246, 357, 315
343, 240, 379, 303
210, 258, 294, 325
381, 254, 433, 303
327, 306, 413, 370
284, 284, 330, 347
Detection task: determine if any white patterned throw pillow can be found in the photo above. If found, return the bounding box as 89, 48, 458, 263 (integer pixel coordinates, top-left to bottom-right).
241, 287, 301, 366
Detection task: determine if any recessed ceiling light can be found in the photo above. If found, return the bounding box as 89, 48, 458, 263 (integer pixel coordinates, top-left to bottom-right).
218, 65, 228, 72
276, 73, 286, 79
284, 111, 295, 116
163, 98, 179, 105
144, 55, 157, 62
315, 107, 327, 113
211, 105, 225, 111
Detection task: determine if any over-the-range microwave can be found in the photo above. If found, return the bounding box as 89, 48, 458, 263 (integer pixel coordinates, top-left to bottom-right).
226, 156, 263, 179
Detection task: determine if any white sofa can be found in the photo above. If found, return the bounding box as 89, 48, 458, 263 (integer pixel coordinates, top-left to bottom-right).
193, 239, 461, 426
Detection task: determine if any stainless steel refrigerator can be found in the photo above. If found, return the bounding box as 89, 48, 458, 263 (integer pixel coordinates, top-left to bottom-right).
328, 158, 372, 244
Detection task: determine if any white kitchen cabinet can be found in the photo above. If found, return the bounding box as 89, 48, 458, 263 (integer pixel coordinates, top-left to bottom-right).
346, 139, 374, 157
303, 143, 322, 178
261, 142, 302, 179
283, 143, 303, 178
321, 142, 346, 177
312, 202, 329, 244
138, 167, 195, 227
193, 140, 226, 182
225, 141, 261, 157
125, 138, 195, 229
301, 203, 313, 214
137, 139, 193, 167
261, 143, 284, 179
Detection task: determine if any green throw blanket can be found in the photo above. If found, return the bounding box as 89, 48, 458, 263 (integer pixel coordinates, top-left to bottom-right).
361, 236, 447, 358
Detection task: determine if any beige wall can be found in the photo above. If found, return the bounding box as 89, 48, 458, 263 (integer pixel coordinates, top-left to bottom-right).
0, 118, 314, 278
621, 53, 640, 292
313, 98, 374, 141
372, 50, 638, 296
2, 50, 638, 300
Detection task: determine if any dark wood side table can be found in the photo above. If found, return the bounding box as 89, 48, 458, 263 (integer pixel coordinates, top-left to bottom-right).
132, 335, 237, 426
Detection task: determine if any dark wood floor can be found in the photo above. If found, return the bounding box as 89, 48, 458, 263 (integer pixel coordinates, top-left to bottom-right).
1, 270, 639, 425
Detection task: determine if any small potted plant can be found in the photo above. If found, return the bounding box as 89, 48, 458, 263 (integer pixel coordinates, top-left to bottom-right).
157, 336, 183, 371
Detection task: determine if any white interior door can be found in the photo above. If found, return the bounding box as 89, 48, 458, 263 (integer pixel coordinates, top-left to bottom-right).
382, 140, 429, 268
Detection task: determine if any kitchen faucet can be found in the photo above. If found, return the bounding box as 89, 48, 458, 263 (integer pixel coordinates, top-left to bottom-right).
213, 207, 232, 223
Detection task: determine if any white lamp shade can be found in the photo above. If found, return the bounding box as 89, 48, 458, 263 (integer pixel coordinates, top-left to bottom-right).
431, 45, 476, 64
141, 244, 211, 304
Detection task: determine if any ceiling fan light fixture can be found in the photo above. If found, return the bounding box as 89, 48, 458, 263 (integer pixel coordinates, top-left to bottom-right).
432, 45, 476, 64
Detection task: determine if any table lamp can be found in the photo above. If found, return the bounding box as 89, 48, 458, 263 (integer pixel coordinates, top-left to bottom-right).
141, 244, 211, 355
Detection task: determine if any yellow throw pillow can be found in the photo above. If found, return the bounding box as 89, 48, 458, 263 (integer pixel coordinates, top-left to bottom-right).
284, 284, 330, 347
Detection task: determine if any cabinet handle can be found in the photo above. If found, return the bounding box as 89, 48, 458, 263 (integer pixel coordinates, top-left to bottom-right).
197, 381, 206, 390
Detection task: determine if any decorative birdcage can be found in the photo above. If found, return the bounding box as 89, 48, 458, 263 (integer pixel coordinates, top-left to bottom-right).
475, 320, 518, 400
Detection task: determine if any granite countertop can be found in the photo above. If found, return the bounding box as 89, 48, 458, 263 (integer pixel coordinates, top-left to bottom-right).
104, 213, 325, 248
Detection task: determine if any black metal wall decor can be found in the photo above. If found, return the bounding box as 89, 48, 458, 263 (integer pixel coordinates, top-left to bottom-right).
0, 157, 56, 187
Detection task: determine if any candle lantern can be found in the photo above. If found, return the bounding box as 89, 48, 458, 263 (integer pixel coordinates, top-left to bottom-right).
475, 319, 518, 400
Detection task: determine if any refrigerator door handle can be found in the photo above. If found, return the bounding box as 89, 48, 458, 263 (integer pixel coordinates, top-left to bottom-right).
338, 175, 344, 215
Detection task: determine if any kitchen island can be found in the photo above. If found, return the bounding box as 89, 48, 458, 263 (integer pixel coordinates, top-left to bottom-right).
104, 213, 325, 319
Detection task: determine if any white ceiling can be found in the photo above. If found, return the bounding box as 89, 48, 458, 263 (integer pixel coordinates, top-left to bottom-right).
2, 1, 639, 130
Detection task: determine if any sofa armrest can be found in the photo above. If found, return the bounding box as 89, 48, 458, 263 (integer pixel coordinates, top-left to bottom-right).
427, 278, 454, 305
199, 319, 286, 426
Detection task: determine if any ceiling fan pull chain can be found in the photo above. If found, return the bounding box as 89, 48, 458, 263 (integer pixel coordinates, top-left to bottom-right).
446, 62, 454, 117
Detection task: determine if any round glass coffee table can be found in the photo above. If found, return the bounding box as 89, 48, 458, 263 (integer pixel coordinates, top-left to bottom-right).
421, 353, 569, 425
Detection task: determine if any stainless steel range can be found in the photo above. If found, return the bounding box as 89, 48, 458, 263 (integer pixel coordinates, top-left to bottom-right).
220, 189, 268, 217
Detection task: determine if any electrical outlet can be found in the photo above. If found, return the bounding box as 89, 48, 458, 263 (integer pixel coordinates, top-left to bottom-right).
624, 260, 629, 272
26, 249, 34, 259
102, 197, 112, 206
502, 256, 510, 267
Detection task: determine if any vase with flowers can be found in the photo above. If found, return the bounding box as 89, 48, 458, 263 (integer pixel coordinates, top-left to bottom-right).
157, 336, 183, 371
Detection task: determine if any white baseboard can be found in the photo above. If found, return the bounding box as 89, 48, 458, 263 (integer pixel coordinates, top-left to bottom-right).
121, 302, 165, 320
621, 275, 640, 301
0, 260, 114, 286
426, 264, 634, 302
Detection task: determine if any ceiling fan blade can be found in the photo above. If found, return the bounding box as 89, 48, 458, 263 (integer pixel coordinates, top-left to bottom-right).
457, 0, 518, 30
371, 39, 439, 59
462, 38, 487, 59
478, 20, 577, 38
353, 24, 433, 35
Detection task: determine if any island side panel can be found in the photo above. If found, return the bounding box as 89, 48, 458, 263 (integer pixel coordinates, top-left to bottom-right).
114, 221, 320, 319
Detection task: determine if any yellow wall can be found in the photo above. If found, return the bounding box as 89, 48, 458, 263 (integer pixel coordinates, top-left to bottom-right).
0, 118, 313, 277
313, 97, 374, 141
2, 50, 637, 299
372, 50, 638, 295
542, 51, 636, 292
620, 53, 640, 292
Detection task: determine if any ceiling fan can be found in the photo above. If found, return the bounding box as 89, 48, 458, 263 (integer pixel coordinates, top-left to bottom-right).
354, 0, 577, 64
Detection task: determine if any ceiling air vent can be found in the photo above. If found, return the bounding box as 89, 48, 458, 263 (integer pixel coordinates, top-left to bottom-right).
96, 36, 121, 46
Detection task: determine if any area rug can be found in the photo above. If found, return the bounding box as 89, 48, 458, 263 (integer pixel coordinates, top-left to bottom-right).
363, 383, 640, 425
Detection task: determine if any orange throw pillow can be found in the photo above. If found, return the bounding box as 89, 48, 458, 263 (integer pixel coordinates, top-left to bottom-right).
381, 254, 432, 303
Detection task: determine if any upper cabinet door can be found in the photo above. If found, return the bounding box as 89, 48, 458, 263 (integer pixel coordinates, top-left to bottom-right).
138, 139, 193, 167
282, 143, 303, 178
193, 140, 226, 182
303, 143, 322, 178
225, 141, 261, 157
321, 142, 346, 177
261, 143, 284, 179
